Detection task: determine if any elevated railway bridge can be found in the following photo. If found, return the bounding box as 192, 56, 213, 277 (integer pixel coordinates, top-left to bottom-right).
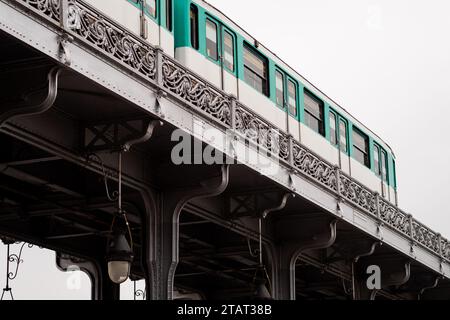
0, 0, 449, 300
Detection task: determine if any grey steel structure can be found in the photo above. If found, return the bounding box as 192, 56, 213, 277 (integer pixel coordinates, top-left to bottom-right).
0, 0, 449, 300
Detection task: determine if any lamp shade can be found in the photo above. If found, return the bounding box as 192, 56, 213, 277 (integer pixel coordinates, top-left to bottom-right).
106, 232, 133, 284
108, 260, 131, 284
255, 281, 272, 300
252, 266, 272, 300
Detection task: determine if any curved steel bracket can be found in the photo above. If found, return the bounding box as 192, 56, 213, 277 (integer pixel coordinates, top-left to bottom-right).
369, 261, 411, 300
401, 262, 412, 285
0, 66, 62, 129
143, 164, 230, 300
122, 120, 164, 152
354, 242, 382, 263
385, 261, 411, 287
262, 193, 295, 219
418, 276, 442, 300
281, 219, 338, 300
189, 164, 230, 201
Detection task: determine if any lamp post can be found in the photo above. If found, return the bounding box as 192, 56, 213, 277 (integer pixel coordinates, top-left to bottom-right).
106, 151, 134, 284
252, 217, 272, 300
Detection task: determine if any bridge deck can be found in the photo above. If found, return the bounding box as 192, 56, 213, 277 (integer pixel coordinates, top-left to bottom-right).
0, 0, 449, 300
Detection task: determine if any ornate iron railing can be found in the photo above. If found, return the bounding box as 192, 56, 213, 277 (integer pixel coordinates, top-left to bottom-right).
162, 56, 231, 126
68, 0, 157, 80
20, 0, 60, 21
11, 0, 449, 264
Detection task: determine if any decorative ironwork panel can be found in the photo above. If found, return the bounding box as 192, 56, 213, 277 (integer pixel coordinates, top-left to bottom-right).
412, 220, 440, 254
162, 57, 232, 127
441, 239, 450, 261
1, 241, 34, 300
20, 0, 60, 21
277, 133, 290, 162
234, 103, 288, 160
68, 1, 156, 80
339, 174, 377, 215
379, 200, 410, 236
133, 280, 146, 300
292, 142, 337, 192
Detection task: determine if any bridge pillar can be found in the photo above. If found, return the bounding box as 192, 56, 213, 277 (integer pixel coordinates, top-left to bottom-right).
141, 165, 229, 300
270, 219, 338, 300
271, 243, 297, 300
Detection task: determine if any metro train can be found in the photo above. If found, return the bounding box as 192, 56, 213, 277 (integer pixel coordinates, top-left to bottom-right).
83, 0, 398, 205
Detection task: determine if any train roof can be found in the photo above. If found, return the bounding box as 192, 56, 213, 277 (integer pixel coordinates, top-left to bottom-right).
193, 0, 396, 157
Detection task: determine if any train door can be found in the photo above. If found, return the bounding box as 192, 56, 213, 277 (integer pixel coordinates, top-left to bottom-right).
374, 143, 390, 201
205, 16, 238, 95
220, 26, 238, 96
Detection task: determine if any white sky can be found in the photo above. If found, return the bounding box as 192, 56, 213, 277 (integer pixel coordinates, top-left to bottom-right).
1, 0, 449, 299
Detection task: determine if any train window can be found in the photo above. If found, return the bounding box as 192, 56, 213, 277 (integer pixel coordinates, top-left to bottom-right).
243, 44, 269, 96
381, 150, 388, 182
223, 31, 235, 71
275, 71, 284, 107
206, 19, 218, 60
374, 144, 380, 175
145, 0, 157, 18
190, 5, 199, 50
329, 112, 337, 145
288, 80, 297, 116
304, 91, 324, 135
339, 119, 348, 153
353, 128, 370, 167
166, 0, 172, 31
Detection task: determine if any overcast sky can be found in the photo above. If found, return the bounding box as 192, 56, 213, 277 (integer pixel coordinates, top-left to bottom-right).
1, 0, 449, 299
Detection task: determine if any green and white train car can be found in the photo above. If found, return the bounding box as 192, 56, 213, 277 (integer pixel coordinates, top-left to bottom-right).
82, 0, 399, 205
173, 0, 398, 204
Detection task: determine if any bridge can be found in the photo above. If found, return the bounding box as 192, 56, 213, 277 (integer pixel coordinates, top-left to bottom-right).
0, 0, 449, 300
